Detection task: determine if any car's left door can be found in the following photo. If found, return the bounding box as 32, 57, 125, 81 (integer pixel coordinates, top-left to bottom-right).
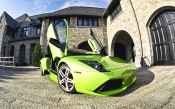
47, 19, 69, 61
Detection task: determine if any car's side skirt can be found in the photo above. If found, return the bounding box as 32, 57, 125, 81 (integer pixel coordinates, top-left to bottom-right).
46, 70, 58, 83
49, 69, 57, 75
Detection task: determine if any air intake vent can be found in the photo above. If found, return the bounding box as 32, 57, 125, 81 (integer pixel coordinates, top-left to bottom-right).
94, 79, 123, 93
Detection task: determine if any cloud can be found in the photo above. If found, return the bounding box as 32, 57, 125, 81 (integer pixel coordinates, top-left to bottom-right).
60, 0, 110, 9
33, 0, 57, 13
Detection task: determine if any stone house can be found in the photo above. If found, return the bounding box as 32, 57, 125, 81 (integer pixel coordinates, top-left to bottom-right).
0, 12, 41, 65
103, 0, 175, 67
0, 7, 106, 65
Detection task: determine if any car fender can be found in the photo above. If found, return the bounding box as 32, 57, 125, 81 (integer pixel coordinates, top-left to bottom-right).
58, 57, 109, 92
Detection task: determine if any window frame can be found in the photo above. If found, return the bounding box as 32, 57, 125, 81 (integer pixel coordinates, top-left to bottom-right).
77, 17, 99, 27
49, 18, 70, 26
36, 26, 41, 35
20, 27, 29, 38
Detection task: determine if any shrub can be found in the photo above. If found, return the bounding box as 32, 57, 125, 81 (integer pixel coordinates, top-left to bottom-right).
32, 43, 43, 67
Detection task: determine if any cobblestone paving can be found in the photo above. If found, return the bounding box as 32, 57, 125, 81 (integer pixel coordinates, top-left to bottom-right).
0, 66, 175, 109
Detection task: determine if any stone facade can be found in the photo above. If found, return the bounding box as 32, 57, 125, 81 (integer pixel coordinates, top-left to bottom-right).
0, 12, 41, 65
0, 15, 8, 57
40, 17, 107, 55
9, 39, 40, 65
0, 7, 106, 66
105, 0, 175, 67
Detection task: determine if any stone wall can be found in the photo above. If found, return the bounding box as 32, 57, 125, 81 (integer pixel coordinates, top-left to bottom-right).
40, 17, 107, 55
9, 39, 40, 65
0, 14, 41, 65
40, 19, 49, 55
0, 25, 6, 56
106, 0, 175, 67
0, 16, 8, 56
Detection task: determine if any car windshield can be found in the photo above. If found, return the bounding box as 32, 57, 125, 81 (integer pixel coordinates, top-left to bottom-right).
54, 19, 107, 56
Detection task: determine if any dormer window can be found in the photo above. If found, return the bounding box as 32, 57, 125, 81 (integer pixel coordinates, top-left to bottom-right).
20, 27, 29, 37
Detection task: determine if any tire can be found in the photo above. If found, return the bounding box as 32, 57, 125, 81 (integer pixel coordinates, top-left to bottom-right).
57, 64, 76, 94
40, 63, 44, 76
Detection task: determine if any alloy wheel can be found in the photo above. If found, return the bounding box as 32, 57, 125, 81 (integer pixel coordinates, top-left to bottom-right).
58, 64, 75, 92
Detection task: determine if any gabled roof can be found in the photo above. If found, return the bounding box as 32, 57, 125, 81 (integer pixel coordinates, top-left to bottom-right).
1, 6, 106, 29
15, 13, 28, 22
15, 14, 28, 27
1, 11, 17, 29
38, 6, 105, 18
30, 13, 49, 25
15, 13, 42, 27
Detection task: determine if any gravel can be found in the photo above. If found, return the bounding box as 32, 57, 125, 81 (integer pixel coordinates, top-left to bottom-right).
0, 66, 175, 109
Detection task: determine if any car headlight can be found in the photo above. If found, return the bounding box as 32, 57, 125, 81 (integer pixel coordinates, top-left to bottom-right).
80, 60, 110, 72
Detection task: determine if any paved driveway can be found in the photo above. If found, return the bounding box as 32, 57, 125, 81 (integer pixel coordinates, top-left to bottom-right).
0, 66, 175, 109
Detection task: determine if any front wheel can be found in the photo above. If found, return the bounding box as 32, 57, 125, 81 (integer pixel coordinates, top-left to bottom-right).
57, 64, 76, 93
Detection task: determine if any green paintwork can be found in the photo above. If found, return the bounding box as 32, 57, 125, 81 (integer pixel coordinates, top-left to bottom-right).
47, 24, 65, 60
40, 19, 136, 96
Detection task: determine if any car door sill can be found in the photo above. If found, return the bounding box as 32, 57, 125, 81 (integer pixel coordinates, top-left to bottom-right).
49, 69, 57, 75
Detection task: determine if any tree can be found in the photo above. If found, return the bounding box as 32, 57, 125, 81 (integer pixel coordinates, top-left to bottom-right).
32, 43, 43, 67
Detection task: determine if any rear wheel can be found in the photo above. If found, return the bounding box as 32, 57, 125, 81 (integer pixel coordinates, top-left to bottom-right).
57, 64, 76, 93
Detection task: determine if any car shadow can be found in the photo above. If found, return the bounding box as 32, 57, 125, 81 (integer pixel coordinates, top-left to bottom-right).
0, 66, 39, 82
113, 67, 155, 96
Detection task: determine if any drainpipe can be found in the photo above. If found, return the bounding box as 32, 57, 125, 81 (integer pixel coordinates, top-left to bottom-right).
129, 0, 143, 67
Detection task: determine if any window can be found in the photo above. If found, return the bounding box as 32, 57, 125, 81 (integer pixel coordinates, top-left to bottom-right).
78, 18, 83, 26
6, 26, 15, 38
36, 26, 41, 35
89, 19, 93, 26
20, 27, 29, 37
77, 18, 99, 26
111, 3, 122, 21
49, 18, 70, 26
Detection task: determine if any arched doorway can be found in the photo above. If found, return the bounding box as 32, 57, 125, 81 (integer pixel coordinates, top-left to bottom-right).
10, 45, 14, 56
149, 10, 175, 65
19, 44, 26, 65
78, 41, 92, 51
112, 31, 135, 63
114, 42, 126, 60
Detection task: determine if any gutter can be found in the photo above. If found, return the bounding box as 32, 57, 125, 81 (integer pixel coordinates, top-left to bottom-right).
129, 0, 143, 66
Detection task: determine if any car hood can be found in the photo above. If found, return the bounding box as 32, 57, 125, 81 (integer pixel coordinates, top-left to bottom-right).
67, 55, 134, 70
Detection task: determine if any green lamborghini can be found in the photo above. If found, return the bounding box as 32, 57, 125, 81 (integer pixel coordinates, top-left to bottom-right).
40, 19, 136, 96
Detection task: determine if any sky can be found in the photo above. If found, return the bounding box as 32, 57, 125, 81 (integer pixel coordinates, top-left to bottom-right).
0, 0, 111, 19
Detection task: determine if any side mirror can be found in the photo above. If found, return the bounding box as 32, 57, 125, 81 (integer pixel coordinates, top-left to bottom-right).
49, 38, 64, 51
